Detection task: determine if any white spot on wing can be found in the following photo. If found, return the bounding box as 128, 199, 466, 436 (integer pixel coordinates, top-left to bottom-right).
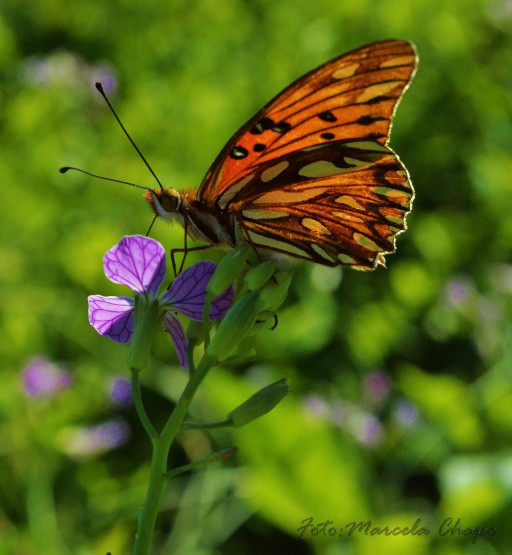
261, 161, 290, 183
242, 209, 289, 220
247, 230, 310, 258
302, 217, 331, 235
218, 174, 254, 208
355, 81, 400, 104
331, 62, 360, 80
253, 187, 329, 204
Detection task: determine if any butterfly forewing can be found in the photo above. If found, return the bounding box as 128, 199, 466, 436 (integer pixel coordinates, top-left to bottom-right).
151, 39, 418, 271
229, 139, 412, 268
199, 40, 416, 202
194, 39, 417, 269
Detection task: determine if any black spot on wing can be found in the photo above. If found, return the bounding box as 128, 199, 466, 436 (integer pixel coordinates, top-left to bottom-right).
250, 117, 275, 135
366, 95, 393, 105
230, 145, 249, 159
272, 121, 291, 134
318, 110, 337, 122
357, 115, 387, 125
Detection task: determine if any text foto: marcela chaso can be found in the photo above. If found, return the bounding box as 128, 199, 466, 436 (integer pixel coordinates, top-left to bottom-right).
298, 516, 497, 544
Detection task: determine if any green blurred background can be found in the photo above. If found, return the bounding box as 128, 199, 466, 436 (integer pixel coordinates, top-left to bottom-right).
1, 0, 512, 553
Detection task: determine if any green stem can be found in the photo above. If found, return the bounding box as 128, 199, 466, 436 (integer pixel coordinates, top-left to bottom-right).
133, 353, 216, 555
131, 368, 157, 441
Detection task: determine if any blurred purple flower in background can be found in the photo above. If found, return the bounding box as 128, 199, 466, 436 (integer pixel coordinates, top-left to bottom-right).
357, 414, 383, 447
304, 395, 331, 419
303, 390, 418, 448
443, 275, 474, 309
88, 236, 233, 368
90, 63, 117, 95
110, 377, 133, 406
393, 399, 419, 428
22, 357, 72, 398
21, 50, 118, 95
363, 372, 391, 405
64, 418, 131, 458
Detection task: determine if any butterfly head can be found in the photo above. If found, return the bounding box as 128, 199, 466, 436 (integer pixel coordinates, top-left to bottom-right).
144, 187, 182, 221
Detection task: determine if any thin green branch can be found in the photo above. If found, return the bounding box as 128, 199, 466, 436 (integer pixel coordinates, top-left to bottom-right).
181, 419, 232, 430
164, 447, 237, 479
131, 368, 157, 441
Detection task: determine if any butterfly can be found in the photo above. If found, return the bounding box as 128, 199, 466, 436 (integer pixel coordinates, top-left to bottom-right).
96, 39, 417, 270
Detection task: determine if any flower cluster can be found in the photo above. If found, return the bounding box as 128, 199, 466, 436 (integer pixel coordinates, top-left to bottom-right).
88, 235, 233, 368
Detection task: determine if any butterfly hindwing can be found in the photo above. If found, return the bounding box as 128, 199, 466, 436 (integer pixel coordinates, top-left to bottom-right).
226, 138, 413, 268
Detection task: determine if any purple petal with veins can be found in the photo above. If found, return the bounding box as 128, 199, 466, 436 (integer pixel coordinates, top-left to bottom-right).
88, 295, 134, 343
103, 235, 166, 295
163, 313, 188, 369
162, 261, 234, 321
209, 285, 235, 320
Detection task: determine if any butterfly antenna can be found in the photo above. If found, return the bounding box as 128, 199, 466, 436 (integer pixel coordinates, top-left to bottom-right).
59, 166, 151, 191
95, 82, 164, 191
145, 214, 158, 236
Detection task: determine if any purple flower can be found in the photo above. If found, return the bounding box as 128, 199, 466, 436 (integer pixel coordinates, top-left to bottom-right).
393, 399, 418, 428
363, 372, 391, 405
110, 378, 133, 406
357, 415, 383, 446
64, 418, 131, 457
22, 357, 72, 397
88, 236, 233, 368
443, 276, 474, 308
90, 64, 117, 95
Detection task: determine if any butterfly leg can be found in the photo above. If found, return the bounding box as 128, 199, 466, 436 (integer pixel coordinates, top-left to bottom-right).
233, 212, 265, 263
171, 244, 212, 276
168, 215, 212, 275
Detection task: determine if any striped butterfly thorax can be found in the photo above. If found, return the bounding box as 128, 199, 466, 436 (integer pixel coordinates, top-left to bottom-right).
145, 39, 418, 269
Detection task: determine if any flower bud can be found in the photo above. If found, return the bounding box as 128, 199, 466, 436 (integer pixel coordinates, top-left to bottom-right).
258, 272, 292, 312
228, 379, 290, 427
208, 246, 249, 297
243, 260, 277, 291
207, 291, 261, 361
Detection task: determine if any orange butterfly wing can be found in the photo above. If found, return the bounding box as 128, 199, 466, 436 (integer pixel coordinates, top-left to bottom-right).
197, 39, 417, 268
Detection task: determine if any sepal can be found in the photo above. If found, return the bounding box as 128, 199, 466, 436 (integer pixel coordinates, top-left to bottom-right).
243, 260, 277, 290
206, 291, 261, 362
126, 297, 162, 371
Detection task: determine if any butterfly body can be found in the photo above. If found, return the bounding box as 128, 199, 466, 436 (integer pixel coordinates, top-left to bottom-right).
146, 39, 417, 269
146, 188, 238, 246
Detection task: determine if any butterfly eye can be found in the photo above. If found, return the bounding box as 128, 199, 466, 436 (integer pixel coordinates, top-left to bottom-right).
144, 188, 181, 220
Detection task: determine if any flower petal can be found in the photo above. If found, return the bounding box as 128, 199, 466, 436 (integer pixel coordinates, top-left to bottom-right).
210, 284, 235, 320
103, 235, 166, 295
88, 295, 134, 343
163, 313, 188, 369
162, 261, 234, 321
